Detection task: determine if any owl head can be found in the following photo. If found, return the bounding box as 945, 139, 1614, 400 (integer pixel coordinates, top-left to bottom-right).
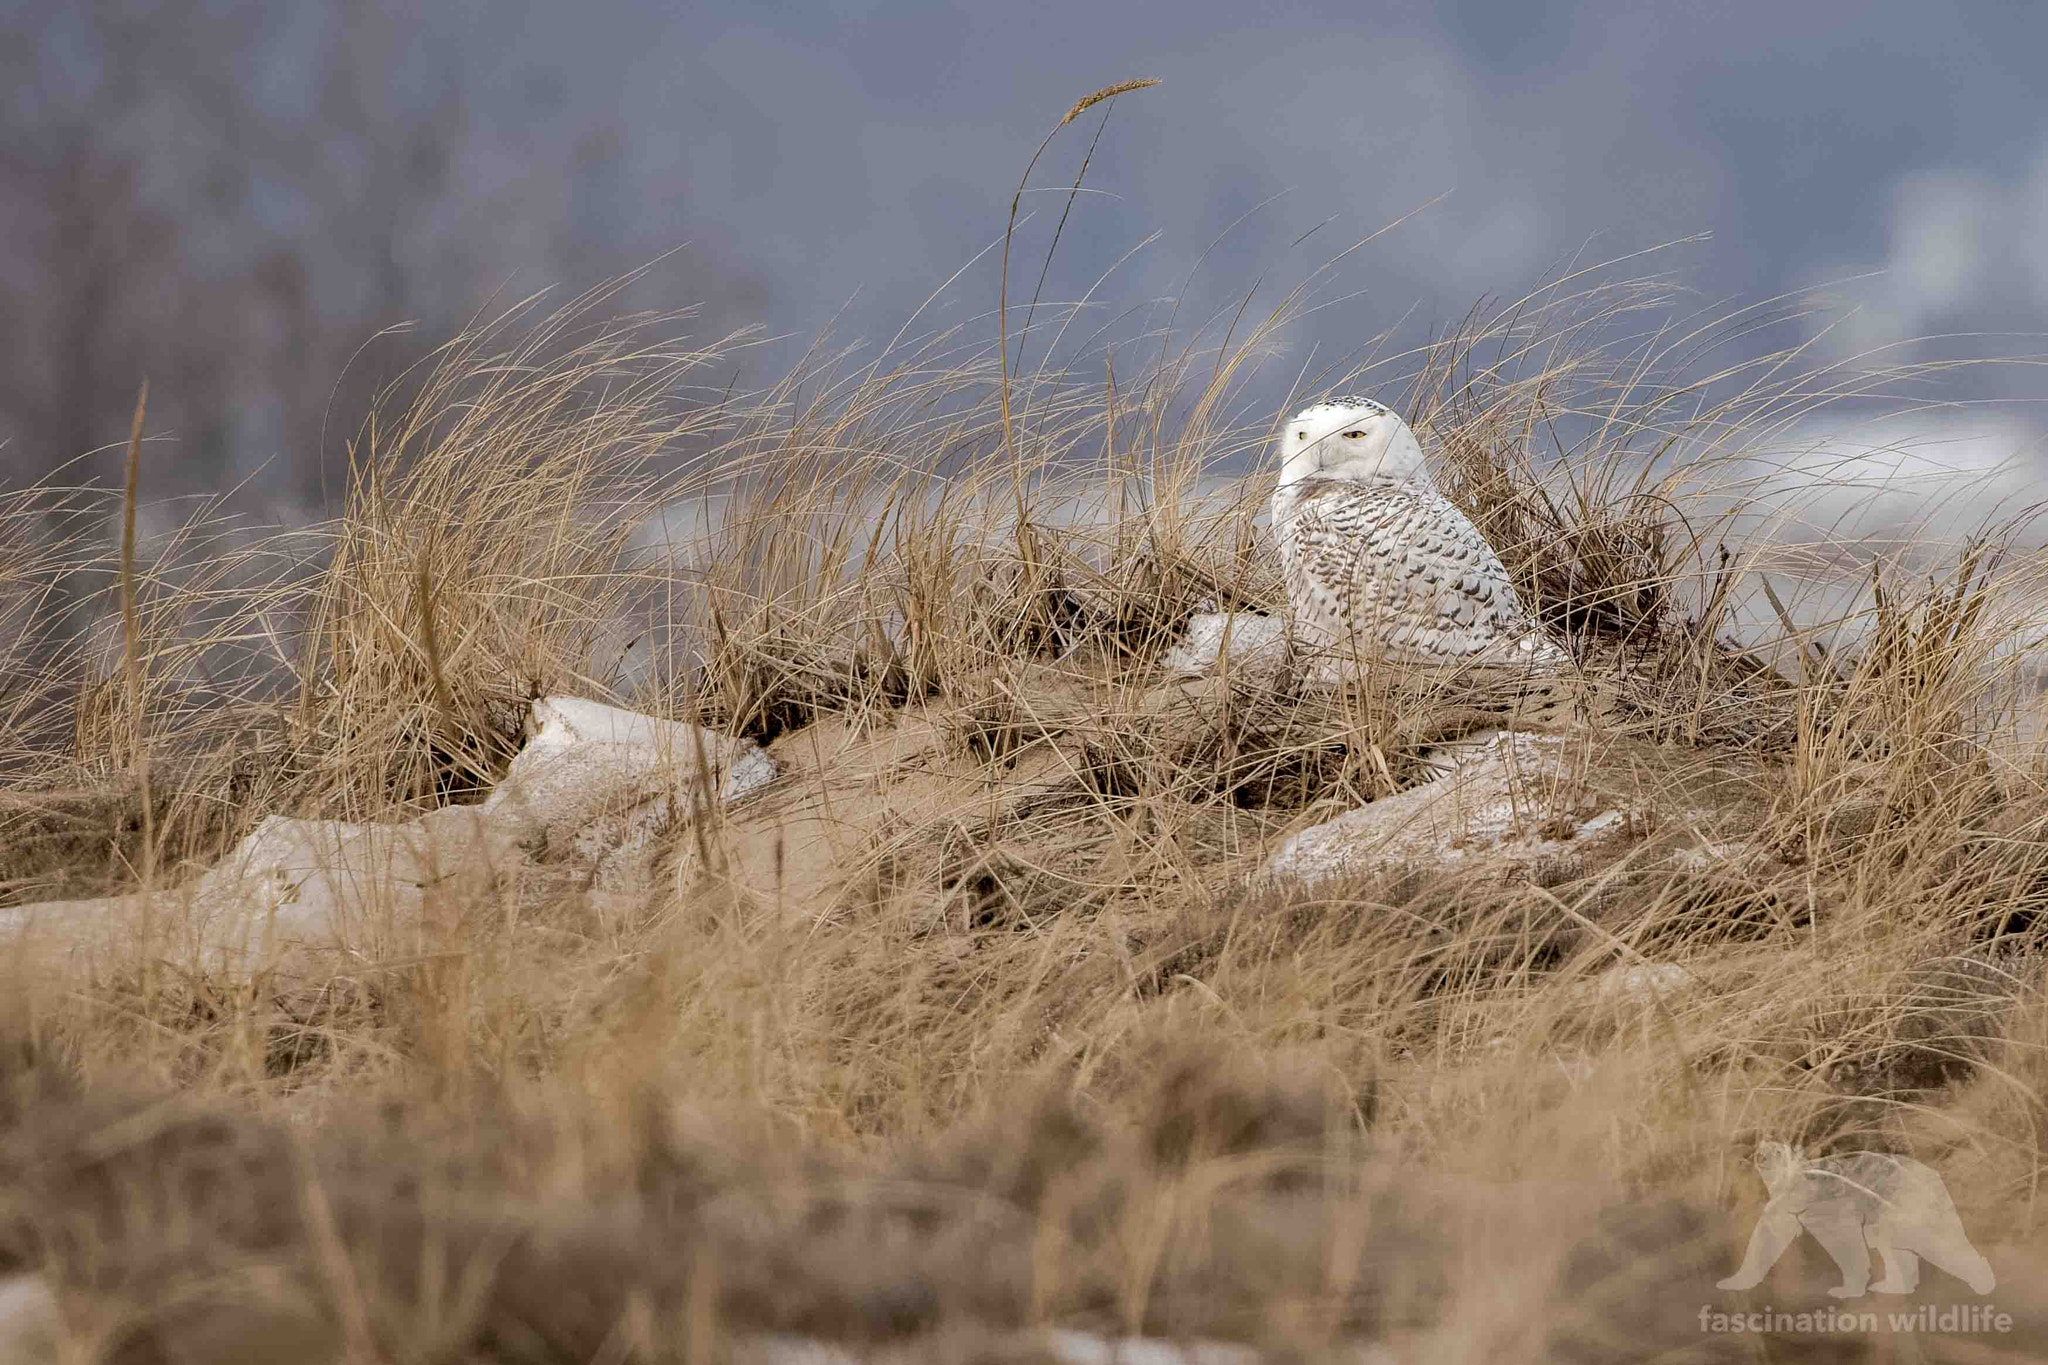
1276, 396, 1427, 491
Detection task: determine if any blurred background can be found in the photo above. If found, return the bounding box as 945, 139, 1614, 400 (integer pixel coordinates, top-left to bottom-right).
5, 0, 2047, 521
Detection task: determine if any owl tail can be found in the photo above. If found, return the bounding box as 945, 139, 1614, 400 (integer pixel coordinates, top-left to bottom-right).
1457, 661, 1630, 735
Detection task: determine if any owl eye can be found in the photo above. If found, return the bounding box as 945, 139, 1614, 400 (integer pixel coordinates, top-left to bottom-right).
1342, 429, 1367, 439
1295, 430, 1306, 440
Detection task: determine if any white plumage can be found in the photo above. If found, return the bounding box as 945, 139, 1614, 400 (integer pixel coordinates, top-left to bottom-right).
1269, 396, 1572, 673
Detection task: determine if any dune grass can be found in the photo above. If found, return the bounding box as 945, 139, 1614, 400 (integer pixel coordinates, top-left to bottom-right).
3, 96, 2048, 1363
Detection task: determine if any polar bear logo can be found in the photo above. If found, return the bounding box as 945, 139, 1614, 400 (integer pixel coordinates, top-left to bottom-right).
1719, 1142, 1995, 1299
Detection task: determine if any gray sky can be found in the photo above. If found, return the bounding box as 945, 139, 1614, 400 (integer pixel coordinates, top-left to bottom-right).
9, 0, 2048, 502
609, 0, 2048, 394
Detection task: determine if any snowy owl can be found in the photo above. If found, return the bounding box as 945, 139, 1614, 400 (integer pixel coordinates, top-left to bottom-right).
1270, 396, 1573, 674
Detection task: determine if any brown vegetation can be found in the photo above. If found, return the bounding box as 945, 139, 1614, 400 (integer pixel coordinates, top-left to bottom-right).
3, 99, 2047, 1362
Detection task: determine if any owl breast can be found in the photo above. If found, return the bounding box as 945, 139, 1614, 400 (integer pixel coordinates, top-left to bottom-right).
1273, 478, 1567, 668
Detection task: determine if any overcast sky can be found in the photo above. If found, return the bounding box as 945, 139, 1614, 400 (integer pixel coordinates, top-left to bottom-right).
11, 0, 2048, 506
600, 0, 2048, 402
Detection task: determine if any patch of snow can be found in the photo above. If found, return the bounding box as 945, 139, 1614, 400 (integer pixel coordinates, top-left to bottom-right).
2, 697, 771, 982
1044, 1330, 1263, 1365
0, 1274, 60, 1362
526, 696, 775, 800
1268, 732, 1644, 887
1591, 962, 1695, 1002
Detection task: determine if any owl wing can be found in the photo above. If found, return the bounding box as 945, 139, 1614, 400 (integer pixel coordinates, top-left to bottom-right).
1286, 483, 1566, 666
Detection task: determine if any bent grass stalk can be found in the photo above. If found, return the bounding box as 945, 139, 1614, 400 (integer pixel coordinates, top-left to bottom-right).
0, 92, 2043, 1359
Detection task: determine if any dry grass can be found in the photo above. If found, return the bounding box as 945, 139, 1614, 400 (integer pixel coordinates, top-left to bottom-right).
3, 100, 2048, 1363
